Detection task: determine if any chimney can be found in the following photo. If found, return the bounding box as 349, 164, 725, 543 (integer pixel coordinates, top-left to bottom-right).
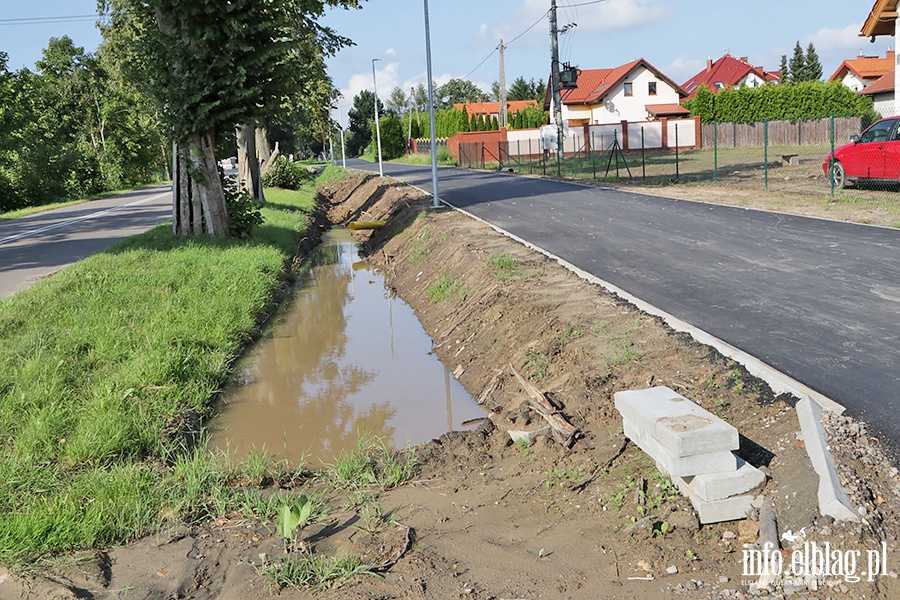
888, 49, 896, 61
707, 58, 713, 72
740, 56, 748, 63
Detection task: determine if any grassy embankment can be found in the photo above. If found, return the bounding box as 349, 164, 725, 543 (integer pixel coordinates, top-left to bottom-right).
0, 168, 350, 566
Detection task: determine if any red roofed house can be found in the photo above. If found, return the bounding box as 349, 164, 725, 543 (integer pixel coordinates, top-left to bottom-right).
828, 49, 895, 92
543, 58, 689, 126
682, 54, 780, 99
453, 100, 539, 121
860, 69, 895, 115
859, 1, 900, 112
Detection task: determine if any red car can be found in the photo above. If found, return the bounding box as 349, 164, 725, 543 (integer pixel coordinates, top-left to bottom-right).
823, 116, 900, 188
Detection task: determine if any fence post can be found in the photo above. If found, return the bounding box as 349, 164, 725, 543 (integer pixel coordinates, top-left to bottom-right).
675, 123, 679, 182
592, 132, 597, 179
713, 121, 718, 182
830, 111, 835, 197
764, 118, 769, 191
641, 126, 646, 181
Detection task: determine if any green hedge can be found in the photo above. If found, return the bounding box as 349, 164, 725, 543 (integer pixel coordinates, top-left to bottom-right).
684, 81, 878, 123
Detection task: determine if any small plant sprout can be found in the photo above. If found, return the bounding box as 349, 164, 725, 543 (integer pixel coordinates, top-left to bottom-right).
277, 495, 315, 553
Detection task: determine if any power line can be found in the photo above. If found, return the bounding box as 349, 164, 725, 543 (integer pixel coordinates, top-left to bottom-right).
0, 15, 102, 26
462, 8, 550, 80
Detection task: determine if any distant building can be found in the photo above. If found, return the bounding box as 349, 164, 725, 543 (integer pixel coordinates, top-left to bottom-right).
860, 69, 895, 115
544, 58, 689, 126
453, 100, 539, 121
828, 50, 895, 92
682, 54, 780, 99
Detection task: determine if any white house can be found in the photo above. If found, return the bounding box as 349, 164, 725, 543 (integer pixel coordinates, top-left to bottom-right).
544, 58, 689, 127
828, 50, 895, 93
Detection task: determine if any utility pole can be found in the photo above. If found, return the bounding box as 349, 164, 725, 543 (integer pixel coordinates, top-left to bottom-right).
549, 0, 564, 160
498, 38, 507, 128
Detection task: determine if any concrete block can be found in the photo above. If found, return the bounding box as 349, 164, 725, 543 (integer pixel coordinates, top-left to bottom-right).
796, 397, 859, 522
671, 475, 756, 523
676, 458, 766, 502
508, 426, 550, 446
623, 419, 737, 478
615, 386, 738, 457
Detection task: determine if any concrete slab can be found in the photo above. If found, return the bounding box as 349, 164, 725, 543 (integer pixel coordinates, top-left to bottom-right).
670, 475, 757, 524
796, 397, 859, 522
677, 458, 766, 502
623, 419, 738, 478
615, 387, 738, 457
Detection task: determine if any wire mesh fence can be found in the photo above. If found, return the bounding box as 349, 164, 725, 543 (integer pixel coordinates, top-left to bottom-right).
456, 112, 900, 217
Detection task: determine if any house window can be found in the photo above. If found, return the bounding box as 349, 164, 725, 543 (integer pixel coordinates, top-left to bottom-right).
648, 81, 657, 96
624, 82, 633, 96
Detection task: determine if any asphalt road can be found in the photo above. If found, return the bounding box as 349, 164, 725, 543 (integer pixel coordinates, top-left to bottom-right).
0, 186, 172, 299
346, 158, 900, 454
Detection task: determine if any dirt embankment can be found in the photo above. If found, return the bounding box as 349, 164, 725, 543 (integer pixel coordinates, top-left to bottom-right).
4, 171, 899, 600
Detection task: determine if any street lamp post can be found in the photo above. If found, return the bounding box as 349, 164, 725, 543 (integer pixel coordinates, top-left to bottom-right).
372, 58, 384, 177
423, 0, 439, 208
338, 101, 347, 169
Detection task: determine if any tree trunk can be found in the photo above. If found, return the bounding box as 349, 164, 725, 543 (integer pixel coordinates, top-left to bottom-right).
236, 124, 264, 200
172, 131, 229, 237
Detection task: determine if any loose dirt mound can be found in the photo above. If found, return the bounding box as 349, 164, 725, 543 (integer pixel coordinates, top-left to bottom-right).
4, 172, 899, 600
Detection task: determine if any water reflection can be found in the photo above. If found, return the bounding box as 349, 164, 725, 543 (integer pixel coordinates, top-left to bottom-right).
210, 229, 484, 466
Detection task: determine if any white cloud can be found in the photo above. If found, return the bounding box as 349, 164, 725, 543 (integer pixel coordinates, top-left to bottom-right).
663, 54, 706, 83
573, 0, 676, 32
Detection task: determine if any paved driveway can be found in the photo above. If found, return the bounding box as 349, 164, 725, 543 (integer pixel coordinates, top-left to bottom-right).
347, 159, 900, 455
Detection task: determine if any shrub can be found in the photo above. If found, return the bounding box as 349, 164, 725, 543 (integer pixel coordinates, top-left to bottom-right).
261, 156, 310, 190
225, 182, 264, 238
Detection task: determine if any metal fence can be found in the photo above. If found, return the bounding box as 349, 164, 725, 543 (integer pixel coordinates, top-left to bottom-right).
456, 113, 900, 209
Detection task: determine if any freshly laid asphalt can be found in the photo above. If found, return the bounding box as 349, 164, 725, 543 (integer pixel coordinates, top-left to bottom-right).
346, 159, 900, 456
0, 186, 172, 299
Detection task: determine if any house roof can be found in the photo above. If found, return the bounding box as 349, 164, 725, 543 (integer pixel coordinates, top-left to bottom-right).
861, 0, 899, 38
861, 69, 895, 95
828, 50, 895, 83
453, 100, 538, 117
543, 58, 686, 109
681, 54, 776, 98
645, 103, 692, 118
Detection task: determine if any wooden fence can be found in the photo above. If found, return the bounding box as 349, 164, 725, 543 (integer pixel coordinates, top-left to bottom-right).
700, 117, 864, 148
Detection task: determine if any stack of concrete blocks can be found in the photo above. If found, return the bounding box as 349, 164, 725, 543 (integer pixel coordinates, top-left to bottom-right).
614, 386, 766, 524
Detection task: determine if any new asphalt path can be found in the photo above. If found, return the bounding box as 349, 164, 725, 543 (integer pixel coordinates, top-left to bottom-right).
346, 158, 900, 456
0, 186, 172, 300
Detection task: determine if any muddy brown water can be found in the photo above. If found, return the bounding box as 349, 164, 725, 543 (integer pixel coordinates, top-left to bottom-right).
209, 228, 485, 467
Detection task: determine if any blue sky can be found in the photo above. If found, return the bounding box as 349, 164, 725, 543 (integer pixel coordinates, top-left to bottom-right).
2, 1, 894, 125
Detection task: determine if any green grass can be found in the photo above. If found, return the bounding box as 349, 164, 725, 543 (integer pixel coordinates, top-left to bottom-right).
263, 553, 381, 590
327, 435, 416, 492
0, 184, 320, 565
427, 272, 465, 302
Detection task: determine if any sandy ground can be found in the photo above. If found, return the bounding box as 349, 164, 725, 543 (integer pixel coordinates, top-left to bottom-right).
3, 171, 899, 599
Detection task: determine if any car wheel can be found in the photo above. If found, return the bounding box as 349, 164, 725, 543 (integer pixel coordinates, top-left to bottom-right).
830, 160, 848, 189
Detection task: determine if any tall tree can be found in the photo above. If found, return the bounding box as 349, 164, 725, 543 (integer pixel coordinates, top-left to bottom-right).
99, 0, 361, 237
436, 78, 489, 109
507, 76, 545, 102
788, 41, 805, 84
346, 89, 383, 157
804, 43, 823, 82
386, 86, 409, 115
779, 54, 788, 83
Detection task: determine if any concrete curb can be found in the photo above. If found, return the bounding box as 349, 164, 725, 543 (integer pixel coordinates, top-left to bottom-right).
796, 397, 859, 521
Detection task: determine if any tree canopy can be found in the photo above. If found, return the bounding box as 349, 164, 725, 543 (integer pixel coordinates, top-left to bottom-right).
436, 78, 489, 108
98, 0, 362, 236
